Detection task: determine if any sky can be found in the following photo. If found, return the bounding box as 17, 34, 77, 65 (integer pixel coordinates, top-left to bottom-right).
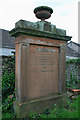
0, 0, 79, 43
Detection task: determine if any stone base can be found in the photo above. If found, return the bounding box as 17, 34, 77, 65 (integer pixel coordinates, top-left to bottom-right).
14, 94, 66, 118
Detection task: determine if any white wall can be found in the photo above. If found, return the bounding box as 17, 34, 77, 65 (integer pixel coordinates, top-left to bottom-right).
0, 47, 15, 56
0, 29, 2, 46
66, 56, 78, 61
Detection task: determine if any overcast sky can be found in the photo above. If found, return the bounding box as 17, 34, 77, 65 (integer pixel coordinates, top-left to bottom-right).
0, 0, 79, 43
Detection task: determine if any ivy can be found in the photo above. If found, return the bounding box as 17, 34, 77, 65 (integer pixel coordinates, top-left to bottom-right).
2, 56, 15, 115
66, 58, 80, 65
66, 58, 80, 89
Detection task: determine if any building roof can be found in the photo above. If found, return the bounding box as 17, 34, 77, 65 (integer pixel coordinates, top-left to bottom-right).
67, 41, 80, 47
66, 46, 80, 57
0, 29, 15, 49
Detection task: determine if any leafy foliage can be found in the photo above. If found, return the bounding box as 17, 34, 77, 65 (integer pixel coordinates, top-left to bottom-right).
2, 70, 15, 101
28, 96, 79, 118
66, 58, 80, 65
66, 58, 80, 89
2, 56, 15, 117
66, 71, 80, 89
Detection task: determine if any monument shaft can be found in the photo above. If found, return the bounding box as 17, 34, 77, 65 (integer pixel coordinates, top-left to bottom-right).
10, 8, 72, 117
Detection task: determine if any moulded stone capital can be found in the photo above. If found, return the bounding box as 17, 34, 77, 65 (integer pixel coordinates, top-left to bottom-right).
9, 19, 72, 41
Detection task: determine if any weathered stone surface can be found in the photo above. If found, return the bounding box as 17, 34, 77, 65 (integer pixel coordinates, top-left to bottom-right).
14, 94, 65, 118
9, 18, 72, 118
10, 20, 71, 41
34, 6, 53, 21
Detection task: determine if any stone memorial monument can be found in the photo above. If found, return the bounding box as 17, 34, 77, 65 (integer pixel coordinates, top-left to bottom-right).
10, 6, 72, 118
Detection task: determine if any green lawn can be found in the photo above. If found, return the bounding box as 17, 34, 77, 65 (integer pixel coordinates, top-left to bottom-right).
2, 95, 80, 119
28, 96, 79, 119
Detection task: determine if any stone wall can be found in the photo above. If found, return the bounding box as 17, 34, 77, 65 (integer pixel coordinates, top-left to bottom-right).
66, 64, 80, 81
2, 56, 15, 74
66, 59, 80, 89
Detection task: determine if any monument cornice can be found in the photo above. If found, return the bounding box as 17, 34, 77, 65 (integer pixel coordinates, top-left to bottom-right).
10, 26, 72, 41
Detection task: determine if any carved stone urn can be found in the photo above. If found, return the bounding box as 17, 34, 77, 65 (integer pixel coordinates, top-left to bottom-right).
34, 6, 53, 21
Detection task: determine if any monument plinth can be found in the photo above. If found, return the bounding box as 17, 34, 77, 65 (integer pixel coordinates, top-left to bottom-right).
10, 6, 72, 118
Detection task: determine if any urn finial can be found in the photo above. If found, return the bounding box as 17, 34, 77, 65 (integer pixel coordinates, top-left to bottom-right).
34, 6, 53, 21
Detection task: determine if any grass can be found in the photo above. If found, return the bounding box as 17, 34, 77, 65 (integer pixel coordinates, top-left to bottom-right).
2, 113, 15, 119
2, 95, 80, 119
27, 95, 79, 119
